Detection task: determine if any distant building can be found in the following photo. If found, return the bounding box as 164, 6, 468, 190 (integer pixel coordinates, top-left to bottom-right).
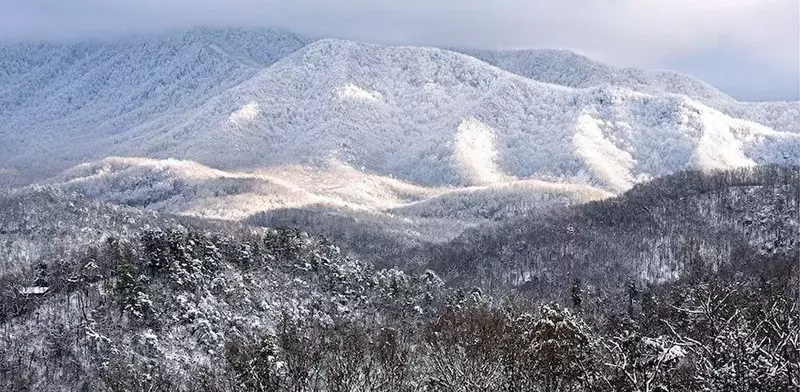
20, 286, 49, 296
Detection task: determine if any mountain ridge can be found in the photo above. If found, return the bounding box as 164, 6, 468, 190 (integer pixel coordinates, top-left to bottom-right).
0, 28, 308, 178
1, 28, 798, 200
458, 48, 735, 104
113, 38, 798, 189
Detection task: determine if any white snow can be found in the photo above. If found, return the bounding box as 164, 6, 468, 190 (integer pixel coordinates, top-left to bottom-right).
228, 102, 260, 126
572, 114, 637, 192
20, 286, 49, 295
51, 156, 442, 220
461, 48, 736, 105
661, 345, 687, 362
690, 105, 757, 171
336, 84, 384, 103
454, 118, 513, 185
50, 155, 613, 224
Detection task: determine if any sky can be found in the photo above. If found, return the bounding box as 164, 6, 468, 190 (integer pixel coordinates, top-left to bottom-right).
1, 0, 798, 101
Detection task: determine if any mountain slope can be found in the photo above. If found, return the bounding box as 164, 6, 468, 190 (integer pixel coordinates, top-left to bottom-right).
48, 156, 439, 219
0, 189, 471, 390
46, 156, 610, 268
459, 48, 735, 104
462, 48, 800, 135
0, 28, 308, 179
2, 31, 798, 198
115, 39, 800, 192
0, 187, 167, 272
1, 182, 796, 391
427, 166, 799, 293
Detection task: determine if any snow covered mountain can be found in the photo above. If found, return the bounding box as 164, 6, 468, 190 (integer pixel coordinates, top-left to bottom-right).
0, 28, 308, 179
36, 154, 608, 268
91, 38, 799, 191
460, 49, 800, 134
50, 153, 611, 215
459, 48, 735, 103
1, 28, 799, 391
1, 29, 798, 210
48, 156, 439, 220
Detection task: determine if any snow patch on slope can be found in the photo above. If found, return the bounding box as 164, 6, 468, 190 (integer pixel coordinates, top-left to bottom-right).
573, 114, 638, 192
454, 118, 513, 185
689, 104, 757, 171
336, 84, 384, 103
229, 102, 260, 126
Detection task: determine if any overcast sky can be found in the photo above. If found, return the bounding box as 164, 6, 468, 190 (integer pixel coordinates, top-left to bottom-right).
2, 0, 798, 101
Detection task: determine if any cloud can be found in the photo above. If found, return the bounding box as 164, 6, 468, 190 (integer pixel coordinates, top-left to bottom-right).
1, 0, 797, 100
664, 43, 800, 101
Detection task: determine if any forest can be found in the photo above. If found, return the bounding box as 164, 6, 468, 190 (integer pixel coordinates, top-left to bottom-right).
0, 166, 797, 391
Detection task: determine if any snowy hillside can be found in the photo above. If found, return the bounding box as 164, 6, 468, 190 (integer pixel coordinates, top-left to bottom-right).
2, 175, 797, 391
0, 191, 478, 390
47, 157, 612, 226
0, 187, 166, 272
44, 155, 612, 266
460, 48, 734, 103
110, 38, 800, 193
389, 179, 612, 220
1, 27, 798, 389
49, 156, 437, 220
463, 48, 800, 134
0, 28, 308, 178
432, 166, 800, 289
2, 29, 798, 203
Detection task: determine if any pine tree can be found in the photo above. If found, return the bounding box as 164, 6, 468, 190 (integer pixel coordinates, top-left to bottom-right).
571, 278, 583, 310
